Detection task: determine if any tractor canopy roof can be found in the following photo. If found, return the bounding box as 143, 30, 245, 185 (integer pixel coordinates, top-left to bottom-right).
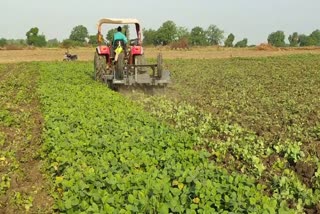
97, 18, 140, 26
97, 18, 141, 33
97, 18, 142, 44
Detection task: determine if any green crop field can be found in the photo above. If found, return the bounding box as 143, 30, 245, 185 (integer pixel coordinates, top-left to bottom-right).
0, 54, 320, 213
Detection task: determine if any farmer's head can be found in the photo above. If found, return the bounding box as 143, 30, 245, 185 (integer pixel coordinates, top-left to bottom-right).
117, 26, 122, 32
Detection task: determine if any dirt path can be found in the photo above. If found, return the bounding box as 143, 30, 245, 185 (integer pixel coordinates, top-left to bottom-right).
0, 64, 53, 213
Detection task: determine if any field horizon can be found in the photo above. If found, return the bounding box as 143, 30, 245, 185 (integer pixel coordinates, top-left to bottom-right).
1, 46, 320, 64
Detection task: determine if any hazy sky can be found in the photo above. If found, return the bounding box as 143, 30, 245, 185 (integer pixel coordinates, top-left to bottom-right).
1, 0, 319, 44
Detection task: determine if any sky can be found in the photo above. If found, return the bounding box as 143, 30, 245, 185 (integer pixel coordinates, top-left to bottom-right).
1, 0, 320, 45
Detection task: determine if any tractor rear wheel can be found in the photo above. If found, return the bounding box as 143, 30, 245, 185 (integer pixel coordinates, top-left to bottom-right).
157, 53, 163, 78
115, 53, 124, 80
94, 52, 107, 81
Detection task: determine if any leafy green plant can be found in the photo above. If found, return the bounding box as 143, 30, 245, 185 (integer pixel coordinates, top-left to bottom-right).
273, 140, 305, 163
0, 175, 11, 195
0, 132, 5, 147
132, 54, 320, 212
37, 62, 292, 213
10, 192, 34, 211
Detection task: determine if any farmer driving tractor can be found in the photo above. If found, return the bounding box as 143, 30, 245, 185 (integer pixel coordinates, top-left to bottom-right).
113, 26, 127, 61
113, 26, 127, 46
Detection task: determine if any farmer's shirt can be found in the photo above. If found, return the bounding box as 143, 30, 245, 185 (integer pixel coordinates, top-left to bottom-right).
113, 32, 128, 46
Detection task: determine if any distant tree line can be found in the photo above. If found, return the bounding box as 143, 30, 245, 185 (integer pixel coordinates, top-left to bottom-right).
0, 21, 320, 49
267, 30, 320, 47
142, 21, 226, 48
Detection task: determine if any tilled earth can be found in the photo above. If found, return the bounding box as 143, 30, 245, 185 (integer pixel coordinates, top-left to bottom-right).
0, 64, 53, 214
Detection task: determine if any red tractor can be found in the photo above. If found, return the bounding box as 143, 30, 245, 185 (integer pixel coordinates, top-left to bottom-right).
94, 18, 170, 90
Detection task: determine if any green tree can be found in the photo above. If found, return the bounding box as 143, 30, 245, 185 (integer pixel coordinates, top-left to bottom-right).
0, 38, 7, 47
206, 25, 224, 45
190, 26, 207, 46
267, 31, 286, 47
47, 38, 60, 47
171, 26, 190, 49
288, 32, 299, 47
69, 25, 89, 43
106, 28, 117, 43
6, 39, 26, 46
156, 20, 177, 45
143, 28, 157, 45
224, 33, 235, 47
88, 35, 98, 46
176, 26, 190, 40
298, 34, 312, 47
235, 38, 248, 48
26, 27, 47, 47
122, 24, 130, 41
309, 29, 320, 46
61, 39, 75, 49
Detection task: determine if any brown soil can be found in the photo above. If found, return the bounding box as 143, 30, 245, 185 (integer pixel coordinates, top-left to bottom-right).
304, 141, 320, 159
315, 142, 320, 159
294, 161, 317, 188
0, 64, 53, 213
304, 203, 320, 214
1, 46, 320, 64
264, 154, 280, 168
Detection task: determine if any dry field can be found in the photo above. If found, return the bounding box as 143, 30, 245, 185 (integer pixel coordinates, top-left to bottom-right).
1, 46, 320, 63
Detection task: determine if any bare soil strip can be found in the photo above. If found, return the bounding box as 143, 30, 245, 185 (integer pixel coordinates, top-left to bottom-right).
0, 64, 53, 214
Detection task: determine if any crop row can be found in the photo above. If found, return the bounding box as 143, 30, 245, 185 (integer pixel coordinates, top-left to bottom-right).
133, 54, 320, 212
138, 95, 320, 212
168, 55, 320, 147
37, 62, 294, 213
